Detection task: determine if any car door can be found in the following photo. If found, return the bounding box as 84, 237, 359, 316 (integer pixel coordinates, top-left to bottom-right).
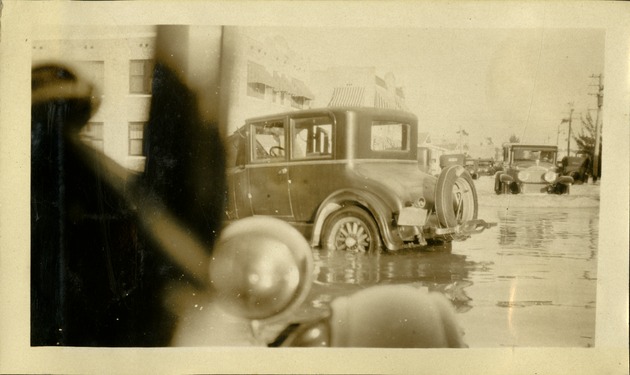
247, 118, 293, 218
287, 114, 336, 221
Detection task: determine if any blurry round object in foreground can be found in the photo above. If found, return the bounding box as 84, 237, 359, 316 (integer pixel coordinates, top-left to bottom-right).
329, 285, 467, 348
209, 216, 313, 321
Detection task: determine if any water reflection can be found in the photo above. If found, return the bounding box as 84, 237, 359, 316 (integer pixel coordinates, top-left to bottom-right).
299, 204, 599, 347
311, 247, 481, 312
495, 207, 599, 260
498, 209, 565, 248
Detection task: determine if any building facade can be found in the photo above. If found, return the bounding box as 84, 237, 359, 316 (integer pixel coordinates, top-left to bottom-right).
220, 29, 314, 134
33, 26, 156, 172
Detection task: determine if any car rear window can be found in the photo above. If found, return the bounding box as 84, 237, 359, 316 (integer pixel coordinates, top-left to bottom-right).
370, 121, 410, 152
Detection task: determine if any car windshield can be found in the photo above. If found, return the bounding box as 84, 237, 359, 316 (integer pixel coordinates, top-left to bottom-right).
513, 149, 555, 163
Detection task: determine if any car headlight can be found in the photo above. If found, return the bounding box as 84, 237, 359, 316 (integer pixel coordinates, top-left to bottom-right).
544, 171, 557, 183
517, 171, 529, 181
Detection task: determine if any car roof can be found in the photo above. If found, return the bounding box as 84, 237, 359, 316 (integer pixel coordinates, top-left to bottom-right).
502, 143, 558, 150
244, 106, 417, 124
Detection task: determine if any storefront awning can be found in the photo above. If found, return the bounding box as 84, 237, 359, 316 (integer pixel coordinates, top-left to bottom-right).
272, 72, 294, 94
328, 86, 366, 107
247, 61, 275, 87
291, 78, 315, 99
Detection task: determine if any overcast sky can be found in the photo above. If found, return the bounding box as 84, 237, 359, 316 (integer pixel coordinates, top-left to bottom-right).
247, 27, 605, 147
33, 24, 605, 147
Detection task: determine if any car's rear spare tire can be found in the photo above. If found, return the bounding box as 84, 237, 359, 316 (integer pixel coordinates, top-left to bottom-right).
322, 206, 381, 253
435, 165, 478, 228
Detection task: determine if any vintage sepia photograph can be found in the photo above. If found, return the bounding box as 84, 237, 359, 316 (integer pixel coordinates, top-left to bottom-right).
1, 1, 628, 374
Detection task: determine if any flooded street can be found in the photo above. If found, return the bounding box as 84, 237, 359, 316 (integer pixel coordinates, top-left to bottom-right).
290, 177, 600, 348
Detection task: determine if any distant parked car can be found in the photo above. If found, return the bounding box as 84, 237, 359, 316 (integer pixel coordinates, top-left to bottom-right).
476, 158, 496, 176
225, 107, 493, 252
561, 156, 589, 184
464, 158, 479, 179
494, 144, 573, 195
440, 153, 465, 169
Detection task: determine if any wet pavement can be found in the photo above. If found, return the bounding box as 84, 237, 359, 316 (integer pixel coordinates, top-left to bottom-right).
288, 177, 600, 348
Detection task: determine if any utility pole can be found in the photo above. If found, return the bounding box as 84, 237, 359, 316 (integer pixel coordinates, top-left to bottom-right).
566, 106, 574, 157
590, 74, 603, 182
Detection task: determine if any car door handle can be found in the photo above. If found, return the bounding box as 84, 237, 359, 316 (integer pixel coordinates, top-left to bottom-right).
278, 167, 288, 175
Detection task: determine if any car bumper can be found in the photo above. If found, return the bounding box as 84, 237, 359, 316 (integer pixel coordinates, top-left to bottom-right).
424, 219, 496, 241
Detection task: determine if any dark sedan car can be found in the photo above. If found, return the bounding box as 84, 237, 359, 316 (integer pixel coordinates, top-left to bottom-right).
561, 156, 590, 184
494, 143, 573, 194
476, 158, 496, 176
225, 107, 492, 252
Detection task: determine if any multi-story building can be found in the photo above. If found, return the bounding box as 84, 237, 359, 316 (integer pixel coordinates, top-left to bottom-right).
32, 26, 156, 172
220, 29, 314, 134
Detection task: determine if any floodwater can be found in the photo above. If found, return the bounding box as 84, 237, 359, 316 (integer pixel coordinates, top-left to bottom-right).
289, 178, 600, 348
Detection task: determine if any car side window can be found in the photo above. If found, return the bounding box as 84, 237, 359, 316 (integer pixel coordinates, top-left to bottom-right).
291, 116, 333, 160
251, 120, 286, 162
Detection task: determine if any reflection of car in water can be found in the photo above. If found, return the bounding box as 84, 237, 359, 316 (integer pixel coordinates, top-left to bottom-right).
497, 208, 568, 250
561, 156, 589, 184
314, 249, 475, 313
225, 107, 492, 252
494, 144, 573, 195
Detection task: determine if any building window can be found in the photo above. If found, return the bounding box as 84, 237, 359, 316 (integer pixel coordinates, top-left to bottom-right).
80, 122, 104, 151
291, 96, 305, 109
76, 61, 104, 94
247, 82, 266, 99
129, 122, 146, 156
129, 60, 153, 94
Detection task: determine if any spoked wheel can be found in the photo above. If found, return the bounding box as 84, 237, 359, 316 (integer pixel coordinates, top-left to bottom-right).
435, 165, 478, 228
321, 206, 380, 253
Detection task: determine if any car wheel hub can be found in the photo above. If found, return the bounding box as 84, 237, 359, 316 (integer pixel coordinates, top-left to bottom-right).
345, 237, 357, 248
336, 221, 369, 252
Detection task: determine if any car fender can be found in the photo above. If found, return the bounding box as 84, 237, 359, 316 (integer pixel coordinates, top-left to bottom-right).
310, 188, 404, 251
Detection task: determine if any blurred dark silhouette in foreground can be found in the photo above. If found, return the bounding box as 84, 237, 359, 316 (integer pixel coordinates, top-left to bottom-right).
30, 61, 225, 346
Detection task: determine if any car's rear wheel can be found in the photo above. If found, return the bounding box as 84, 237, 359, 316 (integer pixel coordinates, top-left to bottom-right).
322, 206, 380, 253
435, 165, 478, 228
